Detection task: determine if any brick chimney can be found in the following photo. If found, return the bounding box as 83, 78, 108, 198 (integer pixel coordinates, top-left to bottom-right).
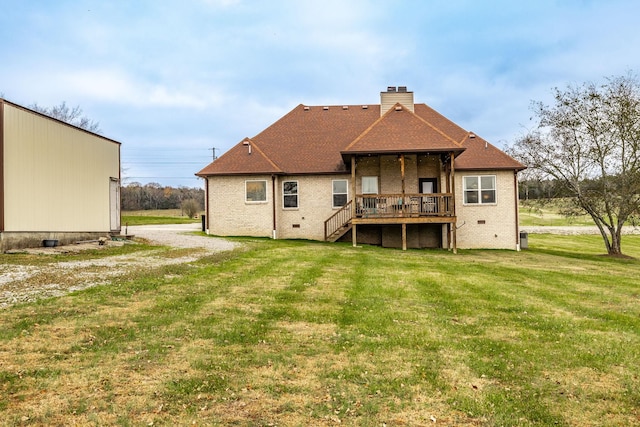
380, 86, 414, 115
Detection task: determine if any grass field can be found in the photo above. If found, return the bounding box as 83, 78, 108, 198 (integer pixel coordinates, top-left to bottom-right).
519, 200, 595, 226
122, 209, 203, 225
1, 235, 639, 426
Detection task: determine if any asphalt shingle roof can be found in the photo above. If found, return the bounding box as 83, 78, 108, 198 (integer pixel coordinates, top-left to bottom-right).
196, 101, 524, 176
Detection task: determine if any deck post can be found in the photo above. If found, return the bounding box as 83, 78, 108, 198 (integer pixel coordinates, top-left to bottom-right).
402, 223, 407, 250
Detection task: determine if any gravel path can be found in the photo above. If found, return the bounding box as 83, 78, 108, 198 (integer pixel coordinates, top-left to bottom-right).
125, 223, 238, 251
521, 225, 640, 235
1, 224, 238, 308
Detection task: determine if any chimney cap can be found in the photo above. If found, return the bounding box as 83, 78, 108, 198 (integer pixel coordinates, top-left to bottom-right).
398, 86, 408, 92
387, 86, 397, 92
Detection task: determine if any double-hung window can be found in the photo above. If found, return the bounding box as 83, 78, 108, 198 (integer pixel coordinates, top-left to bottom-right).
463, 175, 496, 204
245, 180, 267, 202
283, 181, 298, 208
332, 179, 348, 208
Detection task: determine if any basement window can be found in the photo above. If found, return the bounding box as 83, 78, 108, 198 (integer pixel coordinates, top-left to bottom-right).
246, 180, 267, 203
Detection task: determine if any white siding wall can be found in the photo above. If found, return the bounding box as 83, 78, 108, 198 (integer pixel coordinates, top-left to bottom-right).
455, 170, 519, 250
3, 104, 120, 232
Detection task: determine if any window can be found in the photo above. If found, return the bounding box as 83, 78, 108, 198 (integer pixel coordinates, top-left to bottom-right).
283, 181, 298, 208
463, 175, 496, 204
362, 176, 379, 194
332, 179, 348, 208
246, 180, 267, 202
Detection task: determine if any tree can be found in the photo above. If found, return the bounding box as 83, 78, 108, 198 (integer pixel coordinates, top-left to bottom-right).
510, 73, 640, 255
181, 198, 201, 219
30, 101, 101, 133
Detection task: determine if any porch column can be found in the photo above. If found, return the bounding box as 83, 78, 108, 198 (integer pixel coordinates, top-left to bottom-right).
400, 154, 405, 195
351, 156, 357, 247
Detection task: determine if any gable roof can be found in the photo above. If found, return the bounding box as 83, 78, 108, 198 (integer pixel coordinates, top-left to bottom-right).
196, 100, 524, 176
341, 103, 465, 159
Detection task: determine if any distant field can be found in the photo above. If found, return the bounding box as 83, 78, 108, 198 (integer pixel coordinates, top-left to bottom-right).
122, 209, 203, 225
519, 200, 595, 226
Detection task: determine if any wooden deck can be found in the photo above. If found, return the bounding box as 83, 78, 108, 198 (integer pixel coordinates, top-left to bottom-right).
324, 194, 455, 242
354, 193, 454, 222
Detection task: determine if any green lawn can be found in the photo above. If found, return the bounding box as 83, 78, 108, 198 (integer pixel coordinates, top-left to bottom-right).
519, 201, 595, 226
122, 209, 202, 225
1, 235, 639, 426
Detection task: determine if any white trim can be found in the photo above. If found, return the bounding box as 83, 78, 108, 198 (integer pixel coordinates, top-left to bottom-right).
282, 180, 299, 209
463, 175, 497, 205
245, 179, 268, 203
332, 179, 349, 208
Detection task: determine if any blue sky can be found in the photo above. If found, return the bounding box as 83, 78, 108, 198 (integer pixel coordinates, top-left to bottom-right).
2, 0, 640, 187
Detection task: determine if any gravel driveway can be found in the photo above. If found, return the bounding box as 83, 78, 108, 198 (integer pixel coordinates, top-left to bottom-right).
521, 225, 640, 235
126, 223, 238, 251
1, 224, 238, 308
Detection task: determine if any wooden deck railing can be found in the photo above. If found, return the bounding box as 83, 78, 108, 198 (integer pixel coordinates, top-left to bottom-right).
324, 200, 353, 241
355, 193, 453, 218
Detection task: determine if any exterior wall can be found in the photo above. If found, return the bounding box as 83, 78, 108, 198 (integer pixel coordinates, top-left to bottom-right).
205, 166, 521, 251
2, 103, 120, 240
358, 154, 441, 194
276, 174, 350, 241
206, 175, 275, 237
455, 170, 519, 250
207, 174, 351, 240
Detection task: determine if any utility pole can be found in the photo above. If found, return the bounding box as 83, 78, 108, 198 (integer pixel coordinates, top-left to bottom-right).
209, 147, 218, 161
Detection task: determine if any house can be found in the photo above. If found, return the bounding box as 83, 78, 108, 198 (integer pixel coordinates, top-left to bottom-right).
0, 99, 121, 252
196, 87, 525, 251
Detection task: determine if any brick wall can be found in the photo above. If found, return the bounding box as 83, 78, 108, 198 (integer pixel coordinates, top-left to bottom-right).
455, 170, 519, 250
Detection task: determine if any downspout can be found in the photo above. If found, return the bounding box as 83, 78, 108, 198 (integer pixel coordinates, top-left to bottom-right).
272, 175, 277, 239
450, 152, 457, 254
514, 171, 520, 251
204, 178, 209, 233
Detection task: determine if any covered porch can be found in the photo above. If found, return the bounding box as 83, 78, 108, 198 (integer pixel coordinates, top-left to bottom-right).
325, 149, 462, 251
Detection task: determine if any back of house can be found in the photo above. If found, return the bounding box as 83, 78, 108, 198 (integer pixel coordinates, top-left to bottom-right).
197, 87, 525, 250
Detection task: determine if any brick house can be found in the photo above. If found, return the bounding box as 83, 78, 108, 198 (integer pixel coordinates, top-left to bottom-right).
196, 87, 525, 250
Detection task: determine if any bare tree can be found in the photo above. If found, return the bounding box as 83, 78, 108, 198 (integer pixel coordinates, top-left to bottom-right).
510, 73, 640, 255
181, 198, 201, 219
30, 101, 101, 133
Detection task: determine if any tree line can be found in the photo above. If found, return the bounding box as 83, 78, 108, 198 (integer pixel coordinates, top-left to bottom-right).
121, 182, 204, 212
